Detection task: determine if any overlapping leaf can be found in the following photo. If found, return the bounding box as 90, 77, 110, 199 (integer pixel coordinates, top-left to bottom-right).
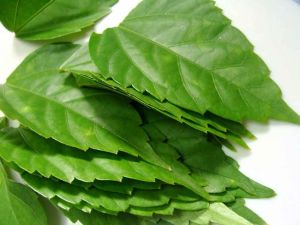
0, 162, 47, 225
22, 169, 268, 218
141, 109, 275, 198
0, 123, 274, 203
0, 0, 118, 40
56, 199, 255, 225
89, 0, 300, 125
0, 43, 168, 168
22, 172, 175, 214
61, 44, 253, 148
0, 127, 175, 184
0, 127, 215, 199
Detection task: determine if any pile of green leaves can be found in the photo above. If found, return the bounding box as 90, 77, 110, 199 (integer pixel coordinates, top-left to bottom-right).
0, 0, 299, 225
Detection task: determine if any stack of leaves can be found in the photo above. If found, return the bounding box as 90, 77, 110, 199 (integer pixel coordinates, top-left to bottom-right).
0, 43, 275, 225
61, 0, 300, 150
0, 0, 299, 225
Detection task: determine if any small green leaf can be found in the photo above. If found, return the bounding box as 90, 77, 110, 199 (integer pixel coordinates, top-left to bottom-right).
0, 0, 118, 40
0, 162, 47, 225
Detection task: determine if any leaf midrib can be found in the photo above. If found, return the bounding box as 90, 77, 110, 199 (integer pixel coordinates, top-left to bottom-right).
116, 25, 270, 118
15, 0, 56, 33
5, 82, 142, 155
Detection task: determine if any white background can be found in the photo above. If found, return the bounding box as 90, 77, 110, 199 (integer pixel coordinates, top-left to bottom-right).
0, 0, 300, 224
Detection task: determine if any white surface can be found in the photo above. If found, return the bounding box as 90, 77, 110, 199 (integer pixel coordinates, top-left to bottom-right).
0, 0, 299, 224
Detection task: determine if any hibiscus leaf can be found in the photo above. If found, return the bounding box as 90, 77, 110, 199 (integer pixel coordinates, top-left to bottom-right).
229, 199, 267, 225
140, 108, 275, 199
0, 43, 168, 169
89, 0, 300, 125
61, 44, 252, 149
0, 0, 118, 40
0, 127, 212, 199
0, 162, 47, 225
55, 199, 254, 225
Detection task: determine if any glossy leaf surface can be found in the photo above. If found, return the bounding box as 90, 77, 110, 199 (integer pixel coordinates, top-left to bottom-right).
0, 127, 213, 199
0, 43, 167, 168
90, 0, 300, 124
62, 44, 252, 148
0, 0, 117, 40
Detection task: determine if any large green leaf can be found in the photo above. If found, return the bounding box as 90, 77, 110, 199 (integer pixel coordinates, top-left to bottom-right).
62, 44, 253, 148
0, 0, 117, 40
89, 0, 300, 124
0, 162, 47, 225
0, 43, 168, 168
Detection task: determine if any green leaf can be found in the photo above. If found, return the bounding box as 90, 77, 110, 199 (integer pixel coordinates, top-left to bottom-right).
0, 162, 47, 225
21, 172, 214, 216
61, 204, 157, 225
159, 203, 253, 225
55, 199, 254, 225
0, 117, 8, 129
0, 127, 212, 199
229, 199, 267, 225
61, 44, 252, 148
89, 0, 300, 125
0, 127, 175, 184
0, 43, 168, 169
0, 0, 117, 40
141, 109, 275, 199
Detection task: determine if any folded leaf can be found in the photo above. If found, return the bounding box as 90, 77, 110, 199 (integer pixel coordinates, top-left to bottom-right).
0, 0, 118, 40
0, 162, 47, 225
0, 43, 168, 168
89, 0, 300, 125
